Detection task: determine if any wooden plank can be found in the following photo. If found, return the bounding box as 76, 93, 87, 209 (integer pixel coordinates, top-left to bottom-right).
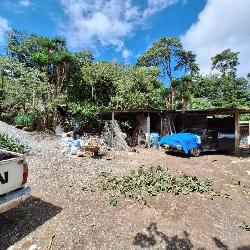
235, 111, 241, 156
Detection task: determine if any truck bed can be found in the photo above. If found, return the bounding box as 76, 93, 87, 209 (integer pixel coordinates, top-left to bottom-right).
0, 151, 19, 161
0, 150, 25, 196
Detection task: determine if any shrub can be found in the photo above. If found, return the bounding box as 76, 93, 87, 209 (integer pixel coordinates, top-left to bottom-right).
0, 133, 28, 153
14, 113, 37, 128
99, 166, 213, 205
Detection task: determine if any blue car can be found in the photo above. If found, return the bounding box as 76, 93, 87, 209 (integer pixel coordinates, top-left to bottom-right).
159, 128, 235, 157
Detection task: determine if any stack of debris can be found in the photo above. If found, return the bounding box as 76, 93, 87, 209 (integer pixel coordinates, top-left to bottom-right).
101, 120, 130, 151
60, 131, 111, 157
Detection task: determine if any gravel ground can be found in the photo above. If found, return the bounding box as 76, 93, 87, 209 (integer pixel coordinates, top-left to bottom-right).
0, 121, 250, 250
0, 121, 53, 155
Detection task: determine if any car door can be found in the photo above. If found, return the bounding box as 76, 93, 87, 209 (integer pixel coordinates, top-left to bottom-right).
201, 130, 218, 150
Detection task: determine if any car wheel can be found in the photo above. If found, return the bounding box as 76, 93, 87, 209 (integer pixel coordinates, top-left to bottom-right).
139, 140, 148, 148
190, 147, 201, 157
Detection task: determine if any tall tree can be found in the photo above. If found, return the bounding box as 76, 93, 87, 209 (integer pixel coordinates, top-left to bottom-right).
31, 36, 73, 126
111, 66, 166, 110
75, 50, 93, 67
6, 29, 39, 68
137, 37, 198, 108
175, 50, 199, 75
211, 48, 239, 76
0, 56, 49, 123
190, 74, 250, 108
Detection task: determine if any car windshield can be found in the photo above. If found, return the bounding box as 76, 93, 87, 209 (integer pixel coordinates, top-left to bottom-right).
182, 128, 204, 136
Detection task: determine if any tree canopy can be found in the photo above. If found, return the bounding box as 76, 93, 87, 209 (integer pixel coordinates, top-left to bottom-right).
137, 37, 199, 108
211, 48, 239, 76
1, 29, 249, 129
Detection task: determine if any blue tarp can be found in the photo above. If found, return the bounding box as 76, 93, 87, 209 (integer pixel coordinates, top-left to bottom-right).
159, 133, 200, 154
150, 133, 160, 149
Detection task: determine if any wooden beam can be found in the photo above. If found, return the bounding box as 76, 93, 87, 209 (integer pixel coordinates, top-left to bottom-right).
235, 111, 241, 156
111, 110, 114, 148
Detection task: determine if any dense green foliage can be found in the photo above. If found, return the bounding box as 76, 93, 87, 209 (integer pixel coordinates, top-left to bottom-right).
137, 37, 199, 108
191, 75, 249, 108
211, 49, 239, 76
99, 166, 213, 205
0, 133, 28, 153
14, 113, 37, 127
0, 29, 249, 130
0, 56, 49, 123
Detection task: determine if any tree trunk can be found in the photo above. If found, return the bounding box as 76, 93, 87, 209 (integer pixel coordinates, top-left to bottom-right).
171, 87, 176, 109
183, 80, 190, 109
183, 97, 188, 110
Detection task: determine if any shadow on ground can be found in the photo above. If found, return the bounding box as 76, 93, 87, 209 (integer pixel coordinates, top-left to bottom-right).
133, 223, 198, 249
213, 237, 250, 250
133, 223, 250, 250
165, 149, 250, 158
0, 196, 62, 250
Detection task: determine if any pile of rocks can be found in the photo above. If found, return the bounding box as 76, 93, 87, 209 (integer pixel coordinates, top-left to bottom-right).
0, 121, 55, 155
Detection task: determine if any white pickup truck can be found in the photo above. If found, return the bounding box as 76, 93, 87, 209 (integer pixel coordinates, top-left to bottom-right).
0, 149, 31, 214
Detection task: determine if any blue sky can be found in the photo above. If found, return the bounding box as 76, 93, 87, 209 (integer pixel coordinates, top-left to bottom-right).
0, 0, 249, 77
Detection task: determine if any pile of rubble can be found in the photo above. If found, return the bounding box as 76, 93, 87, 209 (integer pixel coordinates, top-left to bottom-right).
0, 121, 54, 156
60, 131, 114, 159
59, 120, 132, 158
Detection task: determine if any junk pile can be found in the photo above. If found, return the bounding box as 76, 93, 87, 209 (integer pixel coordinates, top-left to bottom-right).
137, 131, 160, 149
59, 119, 132, 159
61, 132, 107, 157
101, 120, 130, 151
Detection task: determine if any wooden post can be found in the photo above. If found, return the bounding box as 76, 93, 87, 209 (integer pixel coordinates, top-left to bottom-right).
160, 115, 163, 135
146, 113, 150, 133
111, 110, 114, 148
249, 121, 250, 136
145, 113, 151, 145
235, 111, 241, 157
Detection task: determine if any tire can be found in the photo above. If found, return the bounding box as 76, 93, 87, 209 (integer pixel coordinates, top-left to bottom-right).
139, 140, 148, 148
190, 147, 201, 157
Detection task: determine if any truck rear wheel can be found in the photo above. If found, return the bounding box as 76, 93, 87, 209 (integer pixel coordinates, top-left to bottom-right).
190, 147, 201, 157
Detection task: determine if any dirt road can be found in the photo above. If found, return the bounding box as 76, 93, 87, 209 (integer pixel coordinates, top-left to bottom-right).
1, 137, 250, 249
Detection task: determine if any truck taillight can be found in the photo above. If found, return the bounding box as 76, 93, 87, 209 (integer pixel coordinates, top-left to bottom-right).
22, 163, 29, 184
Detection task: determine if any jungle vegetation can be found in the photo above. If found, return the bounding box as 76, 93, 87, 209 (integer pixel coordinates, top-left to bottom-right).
0, 29, 249, 129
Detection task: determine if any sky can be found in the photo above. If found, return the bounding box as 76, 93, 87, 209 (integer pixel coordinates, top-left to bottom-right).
0, 0, 249, 77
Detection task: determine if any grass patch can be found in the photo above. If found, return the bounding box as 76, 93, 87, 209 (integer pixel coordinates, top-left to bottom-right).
0, 133, 28, 154
239, 221, 250, 232
99, 166, 213, 206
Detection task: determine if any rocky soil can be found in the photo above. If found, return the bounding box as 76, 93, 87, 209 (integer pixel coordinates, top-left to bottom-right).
0, 121, 250, 250
0, 121, 53, 156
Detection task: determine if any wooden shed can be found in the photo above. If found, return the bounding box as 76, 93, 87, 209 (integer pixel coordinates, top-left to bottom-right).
98, 108, 250, 156
173, 108, 250, 156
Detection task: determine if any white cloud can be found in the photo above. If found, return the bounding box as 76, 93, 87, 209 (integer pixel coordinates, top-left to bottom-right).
2, 0, 32, 13
59, 0, 180, 55
19, 0, 30, 7
143, 0, 179, 18
0, 16, 9, 44
122, 48, 132, 63
182, 0, 250, 77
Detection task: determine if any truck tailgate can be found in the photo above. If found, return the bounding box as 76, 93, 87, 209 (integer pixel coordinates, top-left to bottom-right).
0, 158, 23, 196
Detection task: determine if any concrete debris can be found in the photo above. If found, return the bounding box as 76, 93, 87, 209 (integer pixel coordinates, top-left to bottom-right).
101, 120, 130, 151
